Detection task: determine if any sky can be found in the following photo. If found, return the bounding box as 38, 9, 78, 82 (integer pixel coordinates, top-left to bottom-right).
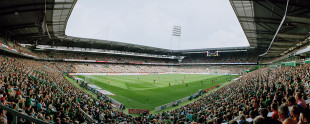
66, 0, 249, 50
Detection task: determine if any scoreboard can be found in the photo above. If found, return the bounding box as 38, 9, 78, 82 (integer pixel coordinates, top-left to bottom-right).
206, 51, 219, 56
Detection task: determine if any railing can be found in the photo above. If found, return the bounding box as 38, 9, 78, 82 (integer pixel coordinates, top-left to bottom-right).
155, 91, 201, 111
79, 107, 96, 124
0, 104, 51, 124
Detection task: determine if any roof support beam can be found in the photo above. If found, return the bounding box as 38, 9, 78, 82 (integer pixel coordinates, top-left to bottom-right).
238, 16, 282, 22
267, 51, 282, 54
277, 33, 306, 39
257, 23, 276, 32
256, 1, 283, 18
258, 40, 297, 46
0, 2, 74, 11
0, 8, 71, 16
272, 42, 295, 46
271, 1, 310, 8
265, 0, 285, 12
286, 16, 310, 24
0, 23, 47, 30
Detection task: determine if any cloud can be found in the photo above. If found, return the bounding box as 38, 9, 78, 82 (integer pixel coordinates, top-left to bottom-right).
66, 0, 249, 50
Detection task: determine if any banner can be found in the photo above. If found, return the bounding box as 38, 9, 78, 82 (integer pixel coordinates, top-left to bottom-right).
69, 72, 238, 76
128, 109, 149, 114
0, 43, 37, 58
203, 85, 219, 92
63, 59, 179, 65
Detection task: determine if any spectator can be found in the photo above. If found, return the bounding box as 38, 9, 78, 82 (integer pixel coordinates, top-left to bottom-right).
238, 114, 247, 124
298, 109, 310, 124
0, 109, 7, 124
290, 105, 300, 122
271, 103, 279, 120
253, 116, 264, 124
278, 105, 297, 124
260, 108, 280, 124
295, 92, 307, 110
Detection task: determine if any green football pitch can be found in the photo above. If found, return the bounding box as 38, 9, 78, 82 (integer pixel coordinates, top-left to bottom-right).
75, 74, 236, 111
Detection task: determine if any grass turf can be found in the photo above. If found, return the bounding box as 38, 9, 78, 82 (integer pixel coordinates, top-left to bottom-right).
74, 74, 236, 111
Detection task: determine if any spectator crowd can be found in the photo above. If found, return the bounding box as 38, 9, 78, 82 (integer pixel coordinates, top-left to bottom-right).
33, 52, 259, 64
182, 53, 258, 63
0, 53, 309, 124
73, 64, 250, 74
37, 52, 178, 64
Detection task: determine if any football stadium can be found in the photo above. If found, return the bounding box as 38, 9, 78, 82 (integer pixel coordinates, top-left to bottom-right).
0, 0, 310, 124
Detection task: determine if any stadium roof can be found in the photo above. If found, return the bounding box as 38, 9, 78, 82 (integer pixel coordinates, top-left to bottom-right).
230, 0, 310, 58
0, 0, 253, 55
0, 0, 76, 41
7, 0, 302, 56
